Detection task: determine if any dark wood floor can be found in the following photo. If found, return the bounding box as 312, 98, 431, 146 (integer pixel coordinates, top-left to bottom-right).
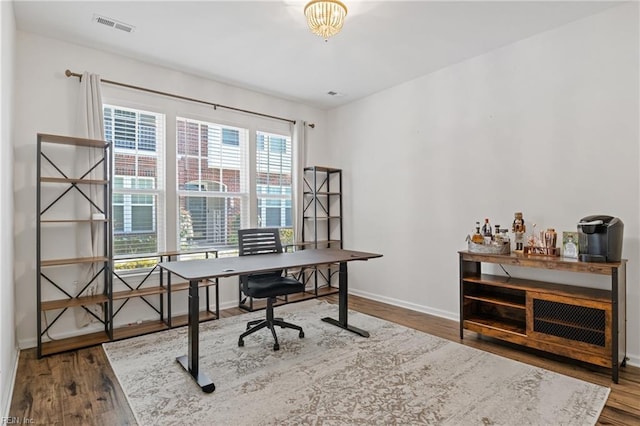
9, 294, 640, 425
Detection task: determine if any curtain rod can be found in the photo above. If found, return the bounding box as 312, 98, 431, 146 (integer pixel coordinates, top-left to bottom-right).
65, 69, 297, 125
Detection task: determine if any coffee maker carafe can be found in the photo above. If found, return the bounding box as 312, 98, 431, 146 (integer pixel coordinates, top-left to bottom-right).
577, 215, 623, 262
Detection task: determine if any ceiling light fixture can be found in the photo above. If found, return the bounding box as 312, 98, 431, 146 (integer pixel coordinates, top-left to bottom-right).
304, 0, 348, 40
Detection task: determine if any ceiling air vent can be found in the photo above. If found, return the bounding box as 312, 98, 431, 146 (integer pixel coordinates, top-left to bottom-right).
93, 14, 135, 33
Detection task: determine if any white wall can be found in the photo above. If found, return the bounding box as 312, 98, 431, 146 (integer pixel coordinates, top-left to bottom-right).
326, 3, 640, 365
0, 0, 17, 417
13, 31, 328, 348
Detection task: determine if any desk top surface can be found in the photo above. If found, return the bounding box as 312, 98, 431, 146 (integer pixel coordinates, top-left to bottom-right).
158, 248, 383, 281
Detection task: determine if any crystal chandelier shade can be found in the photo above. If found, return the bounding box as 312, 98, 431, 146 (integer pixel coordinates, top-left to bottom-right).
304, 0, 348, 40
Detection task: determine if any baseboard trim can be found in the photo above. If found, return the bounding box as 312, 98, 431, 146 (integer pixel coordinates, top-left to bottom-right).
1, 347, 20, 420
349, 288, 459, 322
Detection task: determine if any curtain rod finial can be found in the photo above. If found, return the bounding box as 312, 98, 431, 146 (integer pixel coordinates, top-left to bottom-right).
65, 69, 72, 77
308, 123, 315, 129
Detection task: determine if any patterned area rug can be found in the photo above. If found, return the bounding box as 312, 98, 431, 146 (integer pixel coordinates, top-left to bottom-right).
103, 300, 609, 425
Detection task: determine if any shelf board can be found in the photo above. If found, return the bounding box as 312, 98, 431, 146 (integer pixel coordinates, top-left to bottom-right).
170, 279, 218, 292
157, 248, 219, 258
534, 317, 605, 334
283, 240, 342, 250
462, 274, 612, 302
240, 287, 339, 311
40, 330, 110, 356
303, 216, 341, 220
38, 133, 109, 148
113, 320, 169, 340
304, 166, 341, 173
170, 310, 219, 327
460, 250, 625, 276
40, 219, 109, 223
464, 315, 526, 336
41, 294, 109, 311
303, 191, 341, 196
464, 294, 525, 310
41, 256, 109, 267
112, 287, 167, 300
40, 177, 108, 185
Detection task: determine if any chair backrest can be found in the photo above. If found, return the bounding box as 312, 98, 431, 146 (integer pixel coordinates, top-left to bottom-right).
238, 228, 283, 256
237, 228, 284, 285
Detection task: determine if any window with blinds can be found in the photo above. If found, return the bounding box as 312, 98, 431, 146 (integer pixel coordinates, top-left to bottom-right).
256, 131, 293, 244
177, 117, 249, 250
104, 105, 165, 257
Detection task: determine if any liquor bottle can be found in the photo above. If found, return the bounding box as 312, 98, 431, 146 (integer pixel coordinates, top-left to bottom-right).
481, 218, 492, 238
471, 222, 484, 244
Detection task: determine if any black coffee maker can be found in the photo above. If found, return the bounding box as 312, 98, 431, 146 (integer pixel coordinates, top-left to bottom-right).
577, 215, 624, 262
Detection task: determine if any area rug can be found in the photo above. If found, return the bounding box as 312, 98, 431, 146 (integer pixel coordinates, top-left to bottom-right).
103, 300, 609, 425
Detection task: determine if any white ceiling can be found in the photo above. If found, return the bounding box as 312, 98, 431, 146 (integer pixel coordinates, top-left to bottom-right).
13, 1, 621, 109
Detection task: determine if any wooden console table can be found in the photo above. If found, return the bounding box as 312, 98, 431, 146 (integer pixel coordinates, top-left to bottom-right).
459, 251, 627, 383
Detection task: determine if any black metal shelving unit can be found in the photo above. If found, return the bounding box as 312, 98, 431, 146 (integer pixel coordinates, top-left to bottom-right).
36, 133, 113, 357
301, 166, 343, 295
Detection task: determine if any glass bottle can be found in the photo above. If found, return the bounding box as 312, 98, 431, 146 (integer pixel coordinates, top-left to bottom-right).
472, 222, 484, 244
481, 218, 492, 238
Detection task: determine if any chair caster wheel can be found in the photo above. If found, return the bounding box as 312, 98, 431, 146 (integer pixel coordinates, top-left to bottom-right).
238, 339, 244, 347
273, 343, 279, 351
299, 331, 305, 338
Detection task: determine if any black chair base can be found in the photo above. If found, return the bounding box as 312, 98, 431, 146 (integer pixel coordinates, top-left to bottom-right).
238, 297, 304, 351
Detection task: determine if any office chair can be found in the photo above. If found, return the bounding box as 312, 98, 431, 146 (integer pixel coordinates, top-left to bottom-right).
237, 228, 305, 351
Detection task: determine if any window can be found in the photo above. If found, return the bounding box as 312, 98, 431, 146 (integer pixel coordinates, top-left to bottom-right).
104, 105, 165, 256
104, 104, 293, 258
177, 117, 248, 250
256, 132, 293, 242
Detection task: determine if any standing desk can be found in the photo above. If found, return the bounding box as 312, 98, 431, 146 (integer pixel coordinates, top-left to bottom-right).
158, 248, 382, 393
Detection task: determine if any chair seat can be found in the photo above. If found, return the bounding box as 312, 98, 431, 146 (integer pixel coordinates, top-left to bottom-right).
237, 228, 305, 351
246, 275, 305, 299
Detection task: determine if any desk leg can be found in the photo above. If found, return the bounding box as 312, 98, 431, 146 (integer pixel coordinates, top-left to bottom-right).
176, 278, 215, 393
612, 268, 619, 384
321, 261, 370, 338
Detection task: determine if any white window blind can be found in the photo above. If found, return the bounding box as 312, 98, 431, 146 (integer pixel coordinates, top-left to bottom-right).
104, 105, 165, 257
256, 131, 293, 245
177, 117, 249, 250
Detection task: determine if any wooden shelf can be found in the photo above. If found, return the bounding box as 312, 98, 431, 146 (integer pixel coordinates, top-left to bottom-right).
534, 317, 605, 334
170, 279, 218, 292
303, 216, 341, 220
40, 219, 109, 223
284, 240, 341, 249
304, 191, 341, 196
459, 250, 626, 383
240, 286, 338, 311
157, 248, 218, 257
38, 133, 108, 148
112, 320, 169, 340
41, 256, 109, 267
40, 177, 109, 185
462, 274, 611, 302
304, 165, 341, 173
459, 250, 624, 276
40, 330, 110, 356
170, 311, 219, 328
41, 294, 109, 311
112, 287, 167, 300
464, 316, 527, 336
37, 133, 112, 358
464, 294, 524, 310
